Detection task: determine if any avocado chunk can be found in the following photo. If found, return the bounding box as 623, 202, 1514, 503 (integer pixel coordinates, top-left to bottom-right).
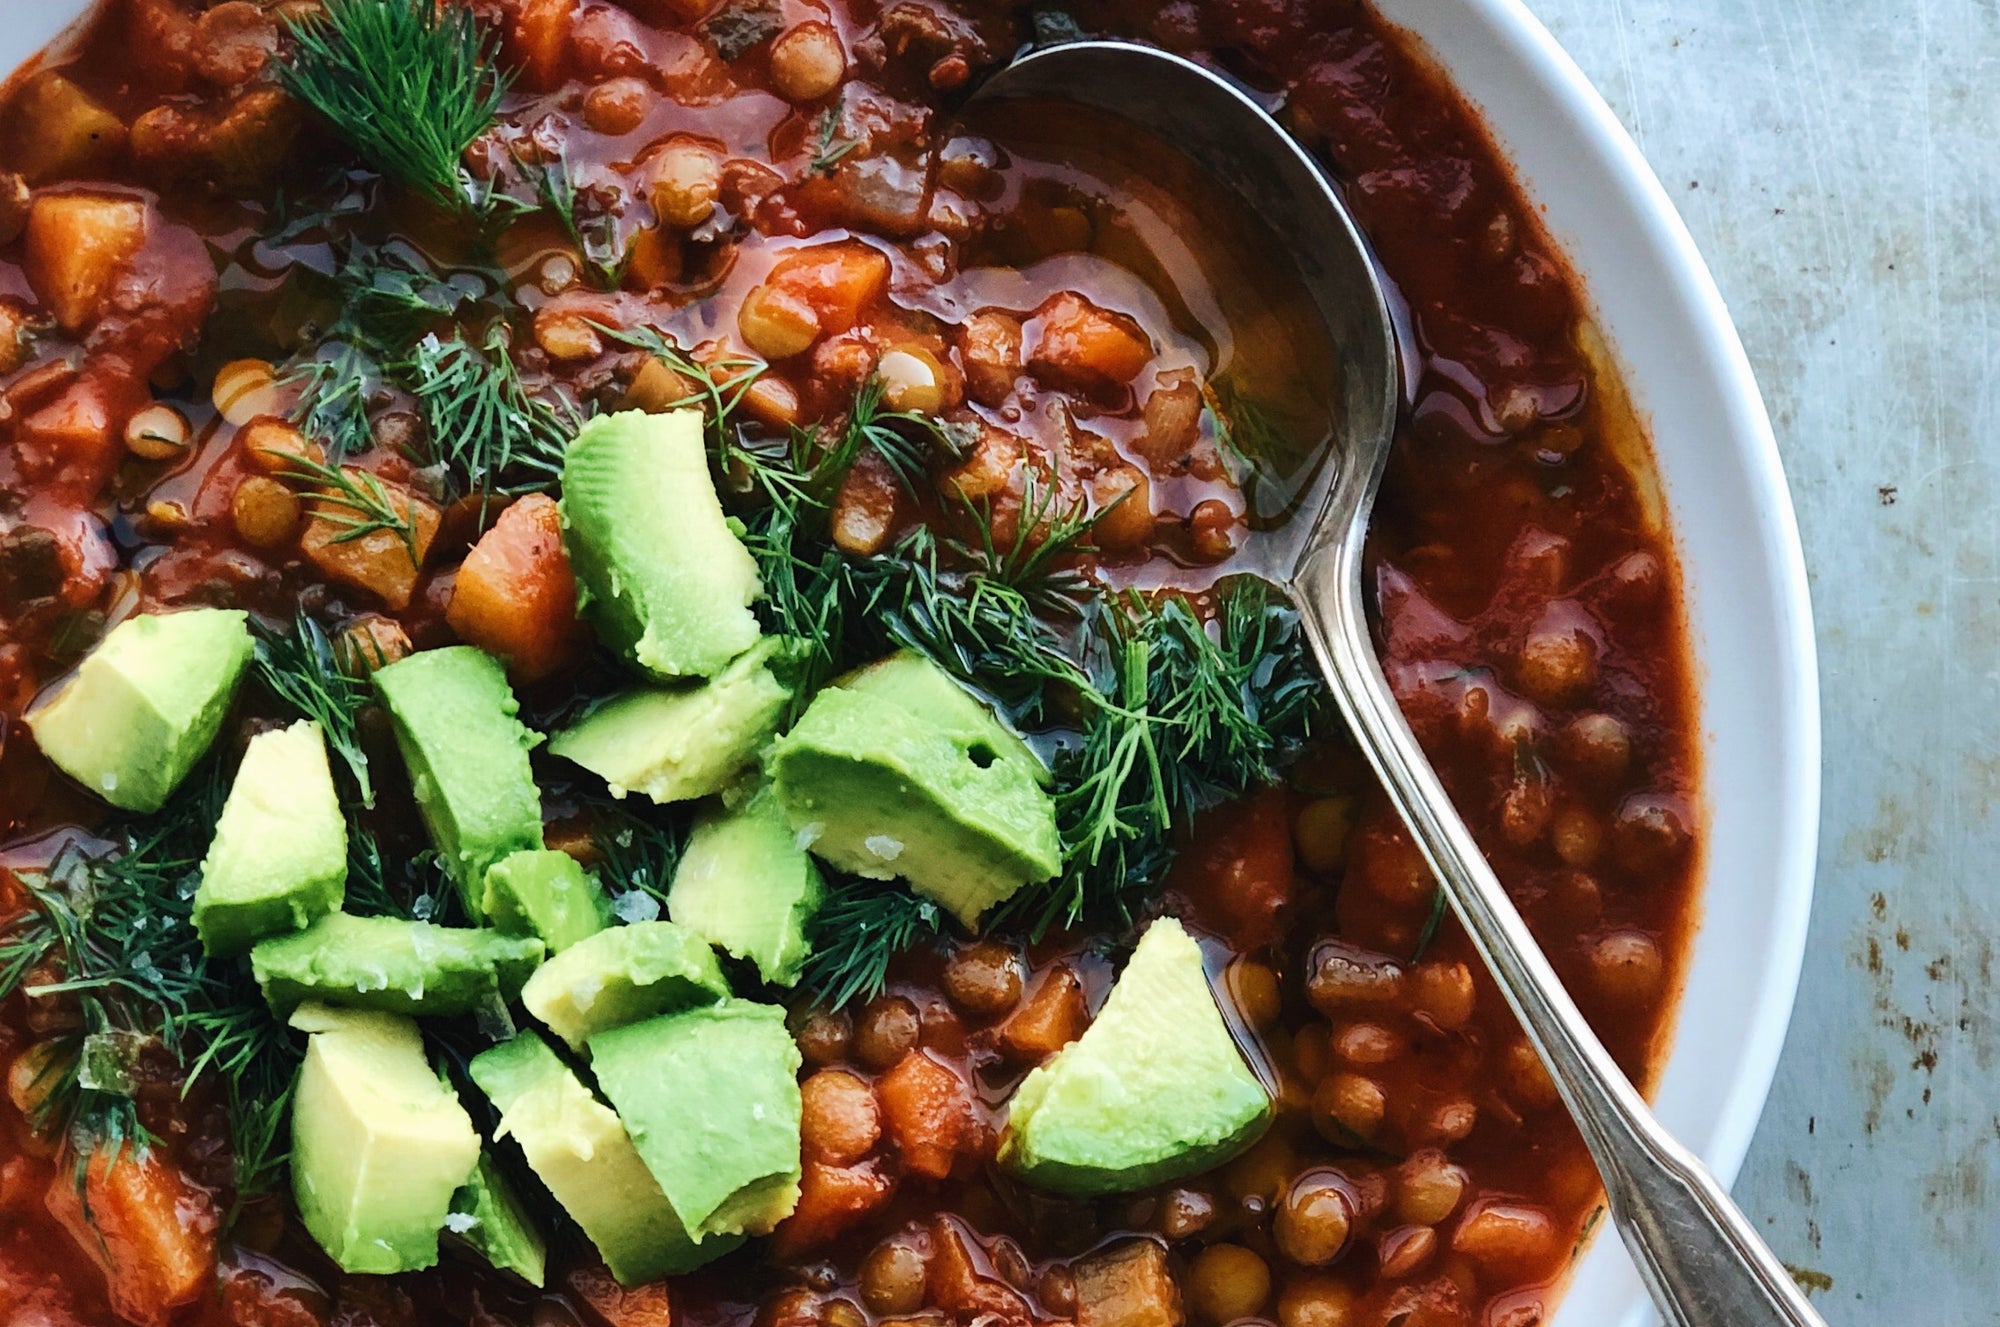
588, 999, 802, 1238
560, 408, 763, 680
668, 786, 824, 986
372, 646, 545, 918
548, 637, 790, 804
289, 1003, 480, 1274
252, 913, 545, 1017
191, 721, 347, 957
482, 849, 611, 953
26, 608, 253, 813
1001, 918, 1270, 1195
468, 1031, 740, 1284
769, 652, 1059, 927
520, 920, 728, 1052
447, 1152, 547, 1288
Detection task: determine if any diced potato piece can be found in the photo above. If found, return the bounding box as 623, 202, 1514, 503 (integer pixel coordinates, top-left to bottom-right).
771, 1159, 893, 1257
25, 191, 147, 332
45, 1147, 218, 1327
767, 241, 890, 336
567, 1263, 675, 1327
18, 368, 145, 489
929, 1216, 1034, 1320
830, 449, 899, 556
7, 72, 127, 183
877, 1050, 976, 1180
446, 493, 583, 682
298, 472, 442, 610
1028, 292, 1154, 397
1000, 964, 1089, 1061
957, 310, 1022, 406
1075, 1239, 1185, 1327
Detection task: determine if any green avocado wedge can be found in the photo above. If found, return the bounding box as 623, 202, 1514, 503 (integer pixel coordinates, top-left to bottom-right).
482, 849, 611, 953
560, 408, 763, 680
519, 920, 728, 1052
447, 1152, 548, 1288
372, 646, 545, 919
26, 607, 253, 813
289, 1003, 480, 1275
668, 785, 824, 987
1001, 918, 1271, 1195
588, 999, 802, 1239
468, 1031, 740, 1285
251, 913, 545, 1017
192, 720, 347, 956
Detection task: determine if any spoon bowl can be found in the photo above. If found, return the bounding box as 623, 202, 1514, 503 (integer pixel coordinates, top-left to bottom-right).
965, 40, 1825, 1327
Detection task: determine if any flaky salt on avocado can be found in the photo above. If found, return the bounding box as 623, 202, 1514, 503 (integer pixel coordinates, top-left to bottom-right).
251, 913, 544, 1017
27, 608, 253, 813
1002, 917, 1271, 1194
560, 408, 763, 680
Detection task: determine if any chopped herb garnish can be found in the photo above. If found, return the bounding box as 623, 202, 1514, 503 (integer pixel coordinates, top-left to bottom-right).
401, 327, 579, 501
277, 0, 510, 214
523, 151, 629, 290
702, 0, 785, 61
798, 884, 944, 1010
275, 452, 425, 560
805, 107, 862, 178
251, 613, 376, 807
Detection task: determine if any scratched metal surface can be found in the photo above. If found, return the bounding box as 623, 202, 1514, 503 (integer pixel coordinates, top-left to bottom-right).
1511, 0, 2000, 1317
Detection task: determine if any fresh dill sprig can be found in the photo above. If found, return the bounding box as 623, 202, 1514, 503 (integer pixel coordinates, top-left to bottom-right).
278, 0, 510, 214
524, 152, 628, 290
251, 613, 375, 807
805, 108, 861, 178
401, 327, 579, 501
797, 885, 943, 1010
276, 452, 424, 560
597, 324, 769, 456
587, 803, 686, 907
804, 375, 968, 499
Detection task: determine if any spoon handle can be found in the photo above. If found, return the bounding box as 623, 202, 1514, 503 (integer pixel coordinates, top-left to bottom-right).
1292, 545, 1823, 1327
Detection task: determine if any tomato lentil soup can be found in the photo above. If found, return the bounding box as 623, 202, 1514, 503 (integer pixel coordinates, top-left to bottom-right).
0, 2, 1699, 1327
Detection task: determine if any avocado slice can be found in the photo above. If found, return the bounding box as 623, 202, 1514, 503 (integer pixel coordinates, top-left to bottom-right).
251, 913, 545, 1017
769, 652, 1059, 927
447, 1152, 547, 1288
588, 999, 802, 1238
26, 608, 253, 812
372, 646, 545, 918
192, 720, 347, 957
520, 920, 728, 1052
548, 636, 790, 804
482, 849, 611, 953
1001, 918, 1271, 1195
289, 1002, 480, 1274
560, 408, 763, 680
668, 786, 824, 987
467, 1031, 740, 1284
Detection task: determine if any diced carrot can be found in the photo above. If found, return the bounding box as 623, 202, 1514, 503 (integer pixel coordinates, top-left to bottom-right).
568, 1262, 674, 1327
768, 242, 891, 336
1000, 964, 1089, 1062
877, 1049, 976, 1180
17, 367, 145, 491
1074, 1239, 1184, 1327
829, 448, 900, 556
770, 1158, 894, 1256
24, 192, 148, 333
44, 1146, 218, 1327
511, 0, 575, 91
928, 1216, 1032, 1322
445, 492, 583, 681
1027, 292, 1154, 397
297, 471, 441, 611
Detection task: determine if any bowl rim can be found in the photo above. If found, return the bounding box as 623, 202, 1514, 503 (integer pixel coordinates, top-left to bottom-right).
1369, 0, 1821, 1320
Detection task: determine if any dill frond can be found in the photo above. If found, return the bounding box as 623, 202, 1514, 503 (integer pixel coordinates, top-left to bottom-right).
274, 453, 424, 559
251, 613, 375, 807
805, 107, 862, 178
797, 885, 944, 1011
277, 0, 510, 214
401, 327, 579, 501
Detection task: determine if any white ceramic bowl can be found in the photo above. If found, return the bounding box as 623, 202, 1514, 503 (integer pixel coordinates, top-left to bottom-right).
0, 5, 1818, 1325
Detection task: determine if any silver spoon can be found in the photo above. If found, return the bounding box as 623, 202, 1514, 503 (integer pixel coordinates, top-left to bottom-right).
965, 40, 1824, 1327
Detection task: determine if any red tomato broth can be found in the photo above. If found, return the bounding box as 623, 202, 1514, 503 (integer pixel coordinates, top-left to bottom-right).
0, 2, 1699, 1327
